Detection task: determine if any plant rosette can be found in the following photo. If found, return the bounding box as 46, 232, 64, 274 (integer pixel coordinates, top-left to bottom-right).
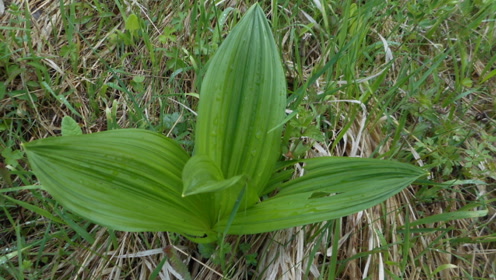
23, 4, 426, 243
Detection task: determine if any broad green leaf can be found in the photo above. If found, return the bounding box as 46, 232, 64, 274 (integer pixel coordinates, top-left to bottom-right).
61, 116, 82, 136
23, 129, 214, 239
182, 155, 246, 196
214, 157, 426, 234
1, 146, 23, 167
195, 4, 286, 215
125, 14, 140, 32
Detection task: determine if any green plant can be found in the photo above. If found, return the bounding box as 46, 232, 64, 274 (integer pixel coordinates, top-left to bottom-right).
21, 4, 425, 244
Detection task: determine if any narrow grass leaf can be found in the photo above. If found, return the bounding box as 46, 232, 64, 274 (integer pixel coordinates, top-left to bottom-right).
56, 211, 95, 244
0, 185, 41, 193
41, 82, 82, 118
431, 264, 458, 277
481, 68, 496, 83
408, 209, 488, 227
3, 195, 64, 224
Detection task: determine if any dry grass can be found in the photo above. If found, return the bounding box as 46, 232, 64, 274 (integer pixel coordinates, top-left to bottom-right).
1, 0, 495, 279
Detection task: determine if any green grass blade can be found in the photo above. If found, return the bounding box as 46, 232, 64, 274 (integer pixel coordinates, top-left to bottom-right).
408, 209, 488, 227
3, 195, 64, 224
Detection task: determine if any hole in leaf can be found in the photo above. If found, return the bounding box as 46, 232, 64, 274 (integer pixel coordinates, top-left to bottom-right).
309, 192, 332, 199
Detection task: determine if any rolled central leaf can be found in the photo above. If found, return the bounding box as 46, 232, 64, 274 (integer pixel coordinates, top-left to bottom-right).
191, 4, 286, 216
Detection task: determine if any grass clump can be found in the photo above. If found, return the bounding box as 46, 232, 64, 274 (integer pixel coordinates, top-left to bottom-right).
1, 0, 495, 279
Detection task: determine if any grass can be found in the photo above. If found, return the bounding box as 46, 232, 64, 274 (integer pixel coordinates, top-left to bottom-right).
1, 0, 495, 279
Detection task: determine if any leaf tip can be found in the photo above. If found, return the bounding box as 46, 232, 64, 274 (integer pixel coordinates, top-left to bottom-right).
181, 191, 190, 197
